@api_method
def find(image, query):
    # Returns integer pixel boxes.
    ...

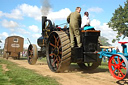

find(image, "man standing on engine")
[67,7,82,48]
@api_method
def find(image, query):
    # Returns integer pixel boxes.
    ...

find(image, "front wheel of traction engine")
[27,44,38,65]
[46,31,71,72]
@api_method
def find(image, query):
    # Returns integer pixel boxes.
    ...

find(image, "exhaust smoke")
[41,0,51,16]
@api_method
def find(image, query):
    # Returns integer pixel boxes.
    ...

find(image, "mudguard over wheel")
[108,54,128,80]
[27,44,38,65]
[46,31,71,72]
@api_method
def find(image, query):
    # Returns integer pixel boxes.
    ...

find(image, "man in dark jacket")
[67,7,82,48]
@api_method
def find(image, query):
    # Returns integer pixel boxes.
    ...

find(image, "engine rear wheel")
[27,44,38,65]
[46,31,71,72]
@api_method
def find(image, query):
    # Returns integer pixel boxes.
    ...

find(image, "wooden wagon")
[3,36,24,59]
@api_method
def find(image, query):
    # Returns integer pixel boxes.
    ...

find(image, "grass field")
[0,58,60,85]
[98,61,109,70]
[0,56,110,85]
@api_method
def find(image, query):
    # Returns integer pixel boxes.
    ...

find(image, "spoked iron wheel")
[108,54,128,80]
[77,58,102,70]
[47,31,71,72]
[27,44,38,65]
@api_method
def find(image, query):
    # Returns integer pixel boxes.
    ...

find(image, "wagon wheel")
[77,58,102,70]
[3,50,6,58]
[17,52,20,60]
[27,44,38,65]
[46,31,71,72]
[5,53,9,59]
[108,54,128,80]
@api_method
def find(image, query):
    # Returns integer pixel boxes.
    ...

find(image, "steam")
[41,0,51,16]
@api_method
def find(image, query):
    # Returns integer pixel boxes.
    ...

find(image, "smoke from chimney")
[41,0,51,16]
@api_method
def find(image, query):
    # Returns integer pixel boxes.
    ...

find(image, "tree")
[108,0,128,42]
[0,40,1,48]
[99,36,111,46]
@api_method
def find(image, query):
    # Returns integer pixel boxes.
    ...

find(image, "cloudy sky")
[0,0,127,50]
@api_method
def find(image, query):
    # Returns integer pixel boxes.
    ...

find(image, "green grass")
[98,61,109,69]
[38,57,47,63]
[0,58,60,85]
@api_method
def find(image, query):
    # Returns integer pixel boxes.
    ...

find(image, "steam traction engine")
[28,16,128,80]
[28,16,101,71]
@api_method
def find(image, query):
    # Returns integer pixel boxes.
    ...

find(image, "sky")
[0,0,127,50]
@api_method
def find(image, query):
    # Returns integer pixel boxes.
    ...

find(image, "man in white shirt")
[81,12,90,28]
